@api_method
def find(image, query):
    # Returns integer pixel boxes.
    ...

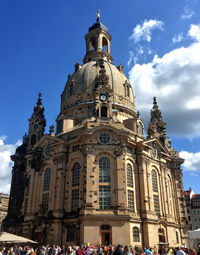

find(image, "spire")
[147,97,167,144]
[32,93,45,118]
[28,93,46,146]
[150,96,162,122]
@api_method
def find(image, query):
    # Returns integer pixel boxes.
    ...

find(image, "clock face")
[100,94,107,102]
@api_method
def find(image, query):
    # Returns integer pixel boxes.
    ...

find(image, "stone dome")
[61,60,135,114]
[56,17,137,133]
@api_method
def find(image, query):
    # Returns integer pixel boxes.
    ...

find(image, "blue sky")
[0,0,200,194]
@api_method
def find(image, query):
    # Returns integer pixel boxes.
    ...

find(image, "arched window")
[90,37,96,51]
[176,231,179,243]
[152,170,158,192]
[133,227,140,242]
[138,122,143,135]
[126,86,130,97]
[152,169,160,215]
[72,162,80,187]
[127,163,133,187]
[102,37,108,52]
[31,134,37,145]
[99,157,110,182]
[101,106,107,117]
[43,168,51,191]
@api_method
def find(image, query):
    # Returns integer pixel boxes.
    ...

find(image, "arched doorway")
[101,225,111,245]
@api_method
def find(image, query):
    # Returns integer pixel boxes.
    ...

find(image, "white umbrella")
[0,232,37,244]
[188,228,200,239]
[188,229,200,250]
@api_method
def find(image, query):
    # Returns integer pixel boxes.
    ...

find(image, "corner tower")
[28,93,46,146]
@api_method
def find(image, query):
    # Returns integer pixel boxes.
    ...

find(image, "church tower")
[28,93,46,146]
[4,12,189,247]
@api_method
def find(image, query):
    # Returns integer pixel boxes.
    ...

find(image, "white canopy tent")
[188,229,200,250]
[0,232,37,244]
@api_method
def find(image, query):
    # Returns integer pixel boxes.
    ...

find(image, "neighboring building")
[184,189,200,230]
[0,193,9,230]
[3,15,189,247]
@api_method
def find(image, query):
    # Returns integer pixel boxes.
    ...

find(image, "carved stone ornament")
[95,60,109,89]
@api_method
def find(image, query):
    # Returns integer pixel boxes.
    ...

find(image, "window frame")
[43,168,51,191]
[72,163,80,187]
[99,157,110,183]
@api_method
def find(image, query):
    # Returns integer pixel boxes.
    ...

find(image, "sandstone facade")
[3,15,189,247]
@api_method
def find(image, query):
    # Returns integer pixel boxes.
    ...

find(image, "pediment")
[32,135,61,150]
[143,138,170,157]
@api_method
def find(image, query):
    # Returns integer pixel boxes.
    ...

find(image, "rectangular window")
[42,193,49,211]
[99,186,111,209]
[153,194,160,215]
[71,189,79,211]
[24,198,28,214]
[72,145,80,152]
[128,190,135,213]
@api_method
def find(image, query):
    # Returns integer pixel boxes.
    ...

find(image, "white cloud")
[188,24,200,42]
[180,151,200,172]
[127,51,134,67]
[129,19,164,43]
[0,136,21,194]
[129,38,200,138]
[181,6,194,20]
[172,33,183,43]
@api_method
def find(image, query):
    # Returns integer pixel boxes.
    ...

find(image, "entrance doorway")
[101,232,110,245]
[101,225,111,245]
[158,228,166,244]
[35,232,42,244]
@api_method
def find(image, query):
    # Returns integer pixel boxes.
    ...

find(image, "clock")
[100,94,107,102]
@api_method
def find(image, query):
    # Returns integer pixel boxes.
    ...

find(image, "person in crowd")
[113,245,123,255]
[144,248,152,255]
[177,246,186,255]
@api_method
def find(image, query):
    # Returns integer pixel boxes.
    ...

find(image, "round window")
[99,133,110,144]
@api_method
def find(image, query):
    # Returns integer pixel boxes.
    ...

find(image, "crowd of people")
[0,244,199,255]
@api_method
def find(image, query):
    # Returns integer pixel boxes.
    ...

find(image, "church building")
[4,14,189,247]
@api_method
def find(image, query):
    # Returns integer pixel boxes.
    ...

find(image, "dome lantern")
[83,11,113,64]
